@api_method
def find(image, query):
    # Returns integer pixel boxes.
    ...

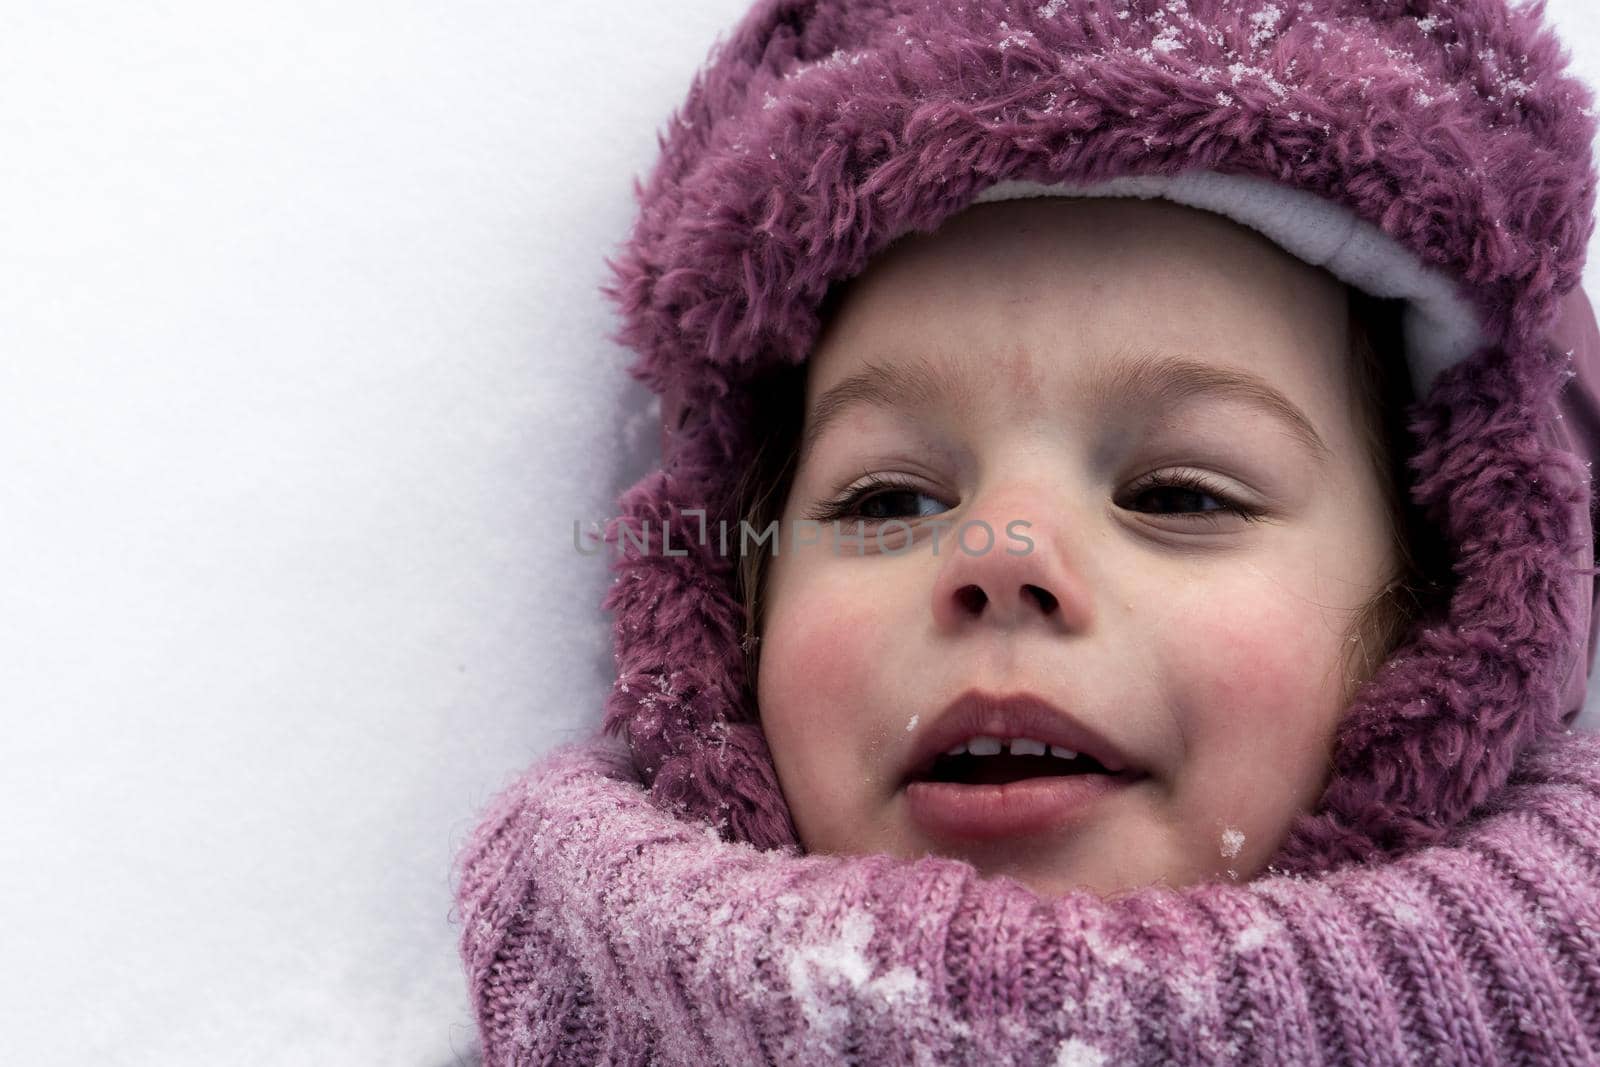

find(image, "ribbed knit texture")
[453,729,1600,1066]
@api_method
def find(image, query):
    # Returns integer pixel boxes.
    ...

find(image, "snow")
[1248,6,1283,51]
[1151,26,1185,55]
[1227,60,1289,99]
[1168,963,1221,1021]
[1055,1037,1110,1066]
[1082,918,1150,975]
[997,22,1037,51]
[1220,828,1246,859]
[1385,898,1425,928]
[784,910,933,1051]
[783,46,871,84]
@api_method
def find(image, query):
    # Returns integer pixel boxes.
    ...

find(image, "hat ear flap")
[1544,283,1600,727]
[1269,336,1596,875]
[648,720,799,850]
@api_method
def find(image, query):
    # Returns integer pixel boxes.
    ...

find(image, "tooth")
[1009,738,1046,757]
[966,736,1002,756]
[944,743,967,756]
[1049,745,1078,759]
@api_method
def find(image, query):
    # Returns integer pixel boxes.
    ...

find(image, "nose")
[929,508,1093,634]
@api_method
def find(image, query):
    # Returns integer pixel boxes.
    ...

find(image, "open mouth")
[901,738,1145,840]
[906,739,1137,788]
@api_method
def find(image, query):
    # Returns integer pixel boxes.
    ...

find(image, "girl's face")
[755,196,1400,900]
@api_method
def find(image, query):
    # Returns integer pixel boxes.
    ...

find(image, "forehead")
[801,197,1352,445]
[799,343,1338,471]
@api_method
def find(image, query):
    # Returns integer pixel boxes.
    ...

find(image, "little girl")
[455,0,1600,1062]
[744,190,1458,902]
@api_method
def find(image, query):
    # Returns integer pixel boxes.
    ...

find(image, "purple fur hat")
[597,0,1600,875]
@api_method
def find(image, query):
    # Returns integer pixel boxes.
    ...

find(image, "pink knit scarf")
[454,729,1600,1065]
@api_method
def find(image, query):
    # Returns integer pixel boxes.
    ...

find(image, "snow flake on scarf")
[784,909,942,1054]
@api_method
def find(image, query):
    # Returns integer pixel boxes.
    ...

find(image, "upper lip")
[901,688,1141,784]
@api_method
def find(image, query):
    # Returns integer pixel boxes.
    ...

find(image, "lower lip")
[904,773,1142,841]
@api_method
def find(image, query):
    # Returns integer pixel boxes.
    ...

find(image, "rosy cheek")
[1179,609,1312,731]
[763,579,876,700]
[1162,597,1338,842]
[756,569,900,847]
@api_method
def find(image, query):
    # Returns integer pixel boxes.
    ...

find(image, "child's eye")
[808,475,948,524]
[1122,470,1264,524]
[807,470,1264,527]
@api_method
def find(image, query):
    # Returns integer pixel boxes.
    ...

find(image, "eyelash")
[806,470,1265,526]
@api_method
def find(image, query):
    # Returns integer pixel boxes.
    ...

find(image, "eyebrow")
[797,348,1334,467]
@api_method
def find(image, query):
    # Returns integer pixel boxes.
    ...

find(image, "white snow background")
[3,2,1599,1064]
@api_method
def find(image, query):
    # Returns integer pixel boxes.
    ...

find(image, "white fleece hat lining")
[975,171,1484,397]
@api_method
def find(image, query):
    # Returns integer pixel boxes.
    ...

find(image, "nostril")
[955,585,986,613]
[1025,584,1058,613]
